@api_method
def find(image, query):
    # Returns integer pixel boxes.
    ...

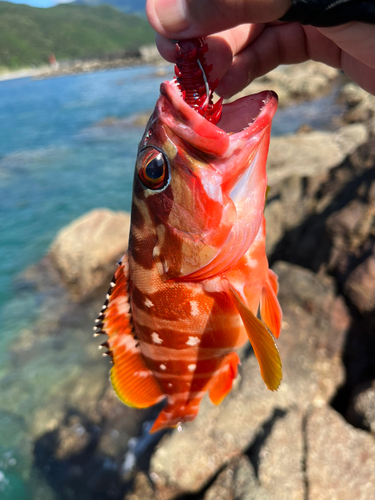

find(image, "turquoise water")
[0,65,342,499]
[0,65,174,499]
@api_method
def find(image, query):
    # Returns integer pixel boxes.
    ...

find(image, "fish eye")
[137,147,169,190]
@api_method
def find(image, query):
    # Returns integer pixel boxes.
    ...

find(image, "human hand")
[146,0,375,96]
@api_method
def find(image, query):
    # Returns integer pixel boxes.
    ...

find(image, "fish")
[95,39,283,433]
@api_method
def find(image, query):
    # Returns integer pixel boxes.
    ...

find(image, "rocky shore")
[0,44,165,82]
[11,64,375,499]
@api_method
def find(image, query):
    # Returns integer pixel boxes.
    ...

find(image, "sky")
[5,0,73,7]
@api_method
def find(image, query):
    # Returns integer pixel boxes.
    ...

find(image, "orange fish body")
[97,67,283,432]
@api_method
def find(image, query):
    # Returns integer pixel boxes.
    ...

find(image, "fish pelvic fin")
[97,253,164,408]
[209,352,240,405]
[227,282,282,391]
[260,270,283,339]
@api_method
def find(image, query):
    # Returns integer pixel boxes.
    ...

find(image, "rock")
[346,380,375,433]
[339,83,375,124]
[307,406,375,500]
[267,124,368,185]
[149,263,348,498]
[125,472,155,500]
[204,456,271,500]
[49,209,130,299]
[264,125,369,254]
[229,61,339,107]
[257,408,305,500]
[344,247,375,313]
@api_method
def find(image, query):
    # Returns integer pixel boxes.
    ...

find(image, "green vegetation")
[0,1,155,69]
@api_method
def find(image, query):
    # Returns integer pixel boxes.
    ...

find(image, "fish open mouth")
[217,91,278,136]
[163,79,278,146]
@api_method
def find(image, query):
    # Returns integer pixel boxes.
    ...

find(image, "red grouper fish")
[94,39,283,433]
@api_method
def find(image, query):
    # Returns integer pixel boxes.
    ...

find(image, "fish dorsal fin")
[95,253,164,408]
[260,271,282,339]
[209,352,241,405]
[227,282,282,391]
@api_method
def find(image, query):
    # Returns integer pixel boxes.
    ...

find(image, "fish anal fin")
[260,278,282,339]
[98,253,164,408]
[209,352,240,405]
[228,283,282,391]
[268,269,279,294]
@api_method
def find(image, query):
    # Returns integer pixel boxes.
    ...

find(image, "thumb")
[146,0,291,38]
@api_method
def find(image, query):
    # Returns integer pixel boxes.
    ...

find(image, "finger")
[155,23,265,82]
[215,22,375,98]
[215,22,342,97]
[319,23,375,70]
[146,0,291,38]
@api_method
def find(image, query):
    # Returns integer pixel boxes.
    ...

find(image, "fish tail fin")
[260,270,283,339]
[150,398,200,433]
[209,352,240,405]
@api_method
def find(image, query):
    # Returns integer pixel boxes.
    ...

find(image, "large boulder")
[49,209,130,299]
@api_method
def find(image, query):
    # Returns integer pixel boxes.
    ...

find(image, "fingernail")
[154,0,189,33]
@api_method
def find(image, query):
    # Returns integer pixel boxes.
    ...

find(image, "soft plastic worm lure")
[173,38,223,124]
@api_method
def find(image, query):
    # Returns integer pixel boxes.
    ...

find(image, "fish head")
[133,81,277,281]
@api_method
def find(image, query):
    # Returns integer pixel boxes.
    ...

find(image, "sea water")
[0,65,342,499]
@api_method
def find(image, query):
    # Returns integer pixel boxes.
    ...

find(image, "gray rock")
[204,456,271,500]
[339,83,375,124]
[228,61,339,107]
[258,408,305,500]
[264,125,369,254]
[307,406,375,500]
[267,124,368,185]
[49,209,130,299]
[149,264,349,497]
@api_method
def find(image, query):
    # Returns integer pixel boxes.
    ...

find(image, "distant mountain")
[73,0,146,16]
[0,1,154,69]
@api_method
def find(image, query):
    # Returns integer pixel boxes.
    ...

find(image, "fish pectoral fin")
[228,282,282,391]
[260,275,282,339]
[209,352,240,405]
[97,253,164,408]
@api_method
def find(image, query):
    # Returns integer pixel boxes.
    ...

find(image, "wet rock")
[346,380,375,433]
[49,209,130,299]
[149,263,348,497]
[307,406,375,500]
[54,414,93,460]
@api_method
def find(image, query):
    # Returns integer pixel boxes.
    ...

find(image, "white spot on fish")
[160,364,167,371]
[144,298,154,308]
[186,336,200,346]
[188,364,196,372]
[168,383,173,388]
[151,332,163,344]
[190,300,199,316]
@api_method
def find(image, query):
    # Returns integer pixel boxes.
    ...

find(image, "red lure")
[173,38,223,123]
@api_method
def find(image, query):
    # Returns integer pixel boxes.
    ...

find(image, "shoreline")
[0,46,166,83]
